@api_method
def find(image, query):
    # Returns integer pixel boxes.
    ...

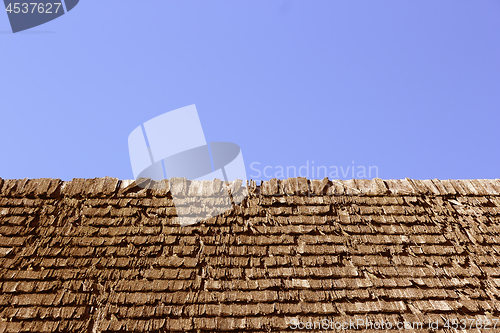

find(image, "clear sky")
[1,1,499,181]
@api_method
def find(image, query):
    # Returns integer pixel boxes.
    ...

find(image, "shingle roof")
[1,177,500,332]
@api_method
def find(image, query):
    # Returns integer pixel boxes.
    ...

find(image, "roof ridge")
[0,177,499,198]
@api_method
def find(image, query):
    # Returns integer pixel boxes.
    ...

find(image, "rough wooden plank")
[477,179,500,195]
[85,177,120,197]
[309,178,330,195]
[1,176,499,332]
[458,179,480,195]
[61,178,86,197]
[448,179,469,195]
[430,179,449,195]
[354,179,378,195]
[384,179,414,195]
[420,179,441,195]
[1,179,28,197]
[260,179,279,196]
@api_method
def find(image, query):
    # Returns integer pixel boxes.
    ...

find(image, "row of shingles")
[62,178,194,333]
[0,176,492,330]
[76,178,494,328]
[0,319,91,333]
[342,192,496,318]
[336,192,489,324]
[178,179,498,326]
[440,194,500,318]
[91,195,210,330]
[416,191,500,316]
[0,179,62,277]
[0,180,103,332]
[0,178,107,282]
[0,177,121,255]
[154,191,424,328]
[187,185,344,331]
[397,192,499,317]
[381,173,500,285]
[102,288,398,329]
[3,178,492,230]
[32,178,238,332]
[245,181,495,255]
[100,316,294,332]
[100,311,432,332]
[107,175,264,315]
[216,186,496,325]
[0,176,189,200]
[22,177,172,292]
[21,180,346,282]
[227,190,462,280]
[0,178,187,332]
[390,194,499,318]
[117,190,411,330]
[94,176,500,330]
[102,223,345,332]
[81,178,207,311]
[99,228,257,332]
[0,179,69,330]
[338,198,473,319]
[86,179,224,332]
[0,178,178,332]
[98,179,324,330]
[6,178,266,330]
[1,177,500,199]
[254,177,500,197]
[79,178,496,330]
[271,176,496,261]
[431,184,500,246]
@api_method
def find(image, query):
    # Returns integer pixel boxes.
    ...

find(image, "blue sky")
[1,1,499,181]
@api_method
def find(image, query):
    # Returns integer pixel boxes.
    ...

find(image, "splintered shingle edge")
[0,177,499,197]
[0,176,499,332]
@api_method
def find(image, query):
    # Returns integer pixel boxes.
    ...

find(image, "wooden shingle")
[0,177,499,331]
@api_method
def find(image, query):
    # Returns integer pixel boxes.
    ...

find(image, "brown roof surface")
[0,177,500,332]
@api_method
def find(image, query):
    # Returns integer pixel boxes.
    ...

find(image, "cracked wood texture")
[0,177,500,332]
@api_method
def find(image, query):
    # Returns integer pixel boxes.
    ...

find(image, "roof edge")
[0,177,499,198]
